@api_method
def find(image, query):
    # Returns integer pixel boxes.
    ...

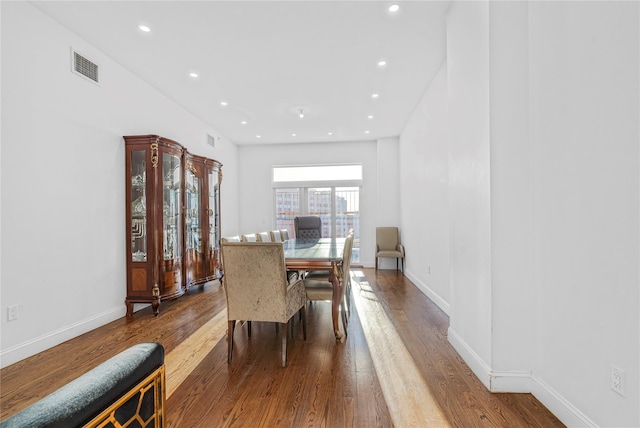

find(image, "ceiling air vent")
[71,48,99,85]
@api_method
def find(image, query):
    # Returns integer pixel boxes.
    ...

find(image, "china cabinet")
[184,153,223,288]
[124,135,222,317]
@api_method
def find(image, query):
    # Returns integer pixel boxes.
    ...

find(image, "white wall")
[488,1,534,387]
[400,1,639,426]
[0,2,239,367]
[528,2,639,426]
[445,0,494,373]
[376,137,402,269]
[236,140,380,265]
[399,63,451,313]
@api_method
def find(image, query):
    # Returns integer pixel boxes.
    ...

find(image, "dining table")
[283,237,346,341]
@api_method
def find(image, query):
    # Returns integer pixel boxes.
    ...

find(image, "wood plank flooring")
[0,268,564,427]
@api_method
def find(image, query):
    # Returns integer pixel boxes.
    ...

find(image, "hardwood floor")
[0,268,564,427]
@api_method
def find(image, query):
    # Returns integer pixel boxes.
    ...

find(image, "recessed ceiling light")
[220,101,228,107]
[298,109,305,119]
[368,115,374,119]
[365,130,370,134]
[377,60,387,67]
[241,121,247,125]
[388,4,400,13]
[292,133,297,137]
[371,93,380,99]
[189,72,199,78]
[256,135,261,138]
[328,132,333,136]
[138,25,151,33]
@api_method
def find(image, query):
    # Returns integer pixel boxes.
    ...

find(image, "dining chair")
[302,234,353,337]
[270,230,282,242]
[375,227,405,272]
[256,232,272,242]
[221,236,241,243]
[294,216,322,239]
[220,242,307,367]
[241,233,258,242]
[279,229,290,241]
[304,230,354,319]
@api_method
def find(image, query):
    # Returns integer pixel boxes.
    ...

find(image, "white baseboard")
[447,327,597,427]
[403,269,450,316]
[0,306,125,369]
[531,374,599,428]
[447,327,492,390]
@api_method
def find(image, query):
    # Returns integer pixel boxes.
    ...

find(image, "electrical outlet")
[7,305,18,321]
[610,365,625,396]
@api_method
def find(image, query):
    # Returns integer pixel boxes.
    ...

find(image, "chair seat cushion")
[377,250,403,258]
[303,279,333,301]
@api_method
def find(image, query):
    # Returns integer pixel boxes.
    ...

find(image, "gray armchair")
[220,242,307,367]
[375,227,405,272]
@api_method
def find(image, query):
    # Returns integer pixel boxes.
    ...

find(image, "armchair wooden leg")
[247,321,252,338]
[227,320,236,364]
[375,256,378,270]
[281,322,288,367]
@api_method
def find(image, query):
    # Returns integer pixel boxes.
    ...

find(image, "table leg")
[329,261,343,341]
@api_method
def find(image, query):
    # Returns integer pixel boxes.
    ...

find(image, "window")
[273,165,361,262]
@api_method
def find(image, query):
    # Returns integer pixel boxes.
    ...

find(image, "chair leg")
[227,320,236,364]
[247,321,252,338]
[281,322,288,367]
[301,305,307,340]
[375,256,378,270]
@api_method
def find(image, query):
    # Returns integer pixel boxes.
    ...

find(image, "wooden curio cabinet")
[184,153,223,288]
[124,135,222,317]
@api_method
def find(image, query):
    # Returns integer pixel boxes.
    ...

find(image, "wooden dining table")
[283,237,346,341]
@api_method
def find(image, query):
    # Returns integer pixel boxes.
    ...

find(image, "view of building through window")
[273,165,361,262]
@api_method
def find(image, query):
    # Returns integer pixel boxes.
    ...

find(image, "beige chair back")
[257,232,272,242]
[270,230,282,242]
[241,233,258,242]
[221,236,241,243]
[220,242,305,323]
[376,227,399,251]
[280,229,290,241]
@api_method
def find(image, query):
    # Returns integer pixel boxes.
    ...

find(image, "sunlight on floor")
[351,270,451,427]
[164,309,228,398]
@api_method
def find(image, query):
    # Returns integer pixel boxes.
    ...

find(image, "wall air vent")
[71,48,100,85]
[207,134,216,148]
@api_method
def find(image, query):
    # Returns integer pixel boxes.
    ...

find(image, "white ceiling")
[32,1,450,145]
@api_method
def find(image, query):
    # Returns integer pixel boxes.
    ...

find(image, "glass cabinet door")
[208,167,220,274]
[162,152,182,260]
[130,150,147,262]
[185,164,201,256]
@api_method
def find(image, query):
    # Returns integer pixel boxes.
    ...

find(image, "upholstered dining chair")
[220,242,307,367]
[302,234,354,337]
[375,227,405,272]
[257,231,272,242]
[270,230,282,242]
[294,216,322,239]
[241,233,258,242]
[221,236,241,243]
[304,230,354,319]
[279,229,290,241]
